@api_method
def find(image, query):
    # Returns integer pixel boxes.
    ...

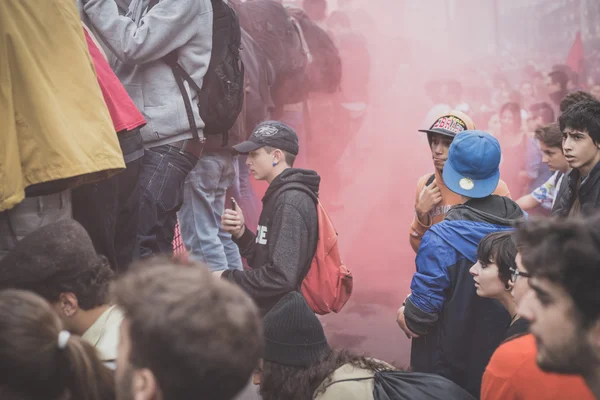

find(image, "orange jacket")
[481,334,594,400]
[409,169,511,253]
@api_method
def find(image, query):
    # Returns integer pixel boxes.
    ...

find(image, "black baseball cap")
[418,110,475,139]
[233,121,299,155]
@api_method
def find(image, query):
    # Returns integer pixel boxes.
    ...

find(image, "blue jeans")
[232,154,261,233]
[138,145,198,258]
[178,149,242,271]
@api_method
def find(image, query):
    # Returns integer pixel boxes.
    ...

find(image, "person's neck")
[559,166,572,175]
[72,304,111,336]
[578,153,600,178]
[583,366,600,400]
[495,292,518,323]
[267,166,290,185]
[459,195,472,205]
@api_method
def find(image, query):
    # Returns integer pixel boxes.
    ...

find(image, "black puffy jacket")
[552,161,600,217]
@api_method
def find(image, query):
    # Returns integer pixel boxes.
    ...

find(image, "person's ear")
[274,149,284,165]
[133,368,160,400]
[507,278,515,291]
[252,359,264,386]
[57,293,79,318]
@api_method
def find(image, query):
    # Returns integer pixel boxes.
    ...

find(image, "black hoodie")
[224,168,320,314]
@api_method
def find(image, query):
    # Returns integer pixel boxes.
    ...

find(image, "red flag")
[566,32,584,75]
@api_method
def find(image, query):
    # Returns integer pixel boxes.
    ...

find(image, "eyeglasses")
[510,267,532,282]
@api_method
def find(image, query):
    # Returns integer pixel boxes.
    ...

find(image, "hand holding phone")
[222,197,245,239]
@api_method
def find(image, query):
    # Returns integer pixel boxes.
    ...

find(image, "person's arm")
[82,0,210,65]
[403,231,457,336]
[409,177,441,253]
[223,202,313,298]
[516,194,541,211]
[232,227,257,262]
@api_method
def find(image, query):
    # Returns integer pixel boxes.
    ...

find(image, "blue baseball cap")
[442,130,501,198]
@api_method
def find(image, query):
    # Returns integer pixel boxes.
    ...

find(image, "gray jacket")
[81,0,213,148]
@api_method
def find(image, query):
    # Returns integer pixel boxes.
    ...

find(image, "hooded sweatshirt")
[224,169,320,314]
[404,195,524,399]
[80,0,213,148]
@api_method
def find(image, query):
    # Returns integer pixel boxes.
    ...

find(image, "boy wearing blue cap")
[397,131,525,398]
[410,111,511,253]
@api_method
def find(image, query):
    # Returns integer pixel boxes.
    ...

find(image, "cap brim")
[418,128,458,138]
[232,140,263,155]
[442,162,500,199]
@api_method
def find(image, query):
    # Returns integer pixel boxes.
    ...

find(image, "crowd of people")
[400,49,600,398]
[1,0,600,399]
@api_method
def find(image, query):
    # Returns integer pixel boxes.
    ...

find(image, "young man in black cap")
[220,121,320,315]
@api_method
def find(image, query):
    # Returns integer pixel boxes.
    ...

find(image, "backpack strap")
[289,16,313,64]
[270,182,319,290]
[146,0,201,141]
[321,376,374,391]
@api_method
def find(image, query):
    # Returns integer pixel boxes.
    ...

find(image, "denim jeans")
[231,154,261,233]
[138,145,198,258]
[178,149,242,271]
[0,190,72,260]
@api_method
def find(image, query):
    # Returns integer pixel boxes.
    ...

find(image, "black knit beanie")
[263,292,331,367]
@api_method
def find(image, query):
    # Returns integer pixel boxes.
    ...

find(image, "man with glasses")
[480,219,595,400]
[514,215,600,399]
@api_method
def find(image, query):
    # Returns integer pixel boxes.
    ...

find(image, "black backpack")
[150,0,245,145]
[287,8,342,94]
[321,370,475,400]
[234,0,308,106]
[373,371,476,400]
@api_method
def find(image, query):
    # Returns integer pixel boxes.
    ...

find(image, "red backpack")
[301,201,353,315]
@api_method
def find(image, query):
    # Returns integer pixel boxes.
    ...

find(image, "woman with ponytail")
[0,289,115,400]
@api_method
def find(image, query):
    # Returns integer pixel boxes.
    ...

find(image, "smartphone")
[230,197,238,211]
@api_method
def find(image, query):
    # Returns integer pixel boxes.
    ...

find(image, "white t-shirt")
[531,171,565,210]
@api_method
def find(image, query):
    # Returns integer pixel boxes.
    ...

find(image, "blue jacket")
[404,195,524,399]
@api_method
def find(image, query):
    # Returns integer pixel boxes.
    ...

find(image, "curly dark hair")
[558,99,600,145]
[476,231,517,285]
[559,90,596,113]
[0,220,114,310]
[259,349,397,400]
[515,215,600,325]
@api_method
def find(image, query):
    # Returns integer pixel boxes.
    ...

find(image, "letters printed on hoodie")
[256,225,268,245]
